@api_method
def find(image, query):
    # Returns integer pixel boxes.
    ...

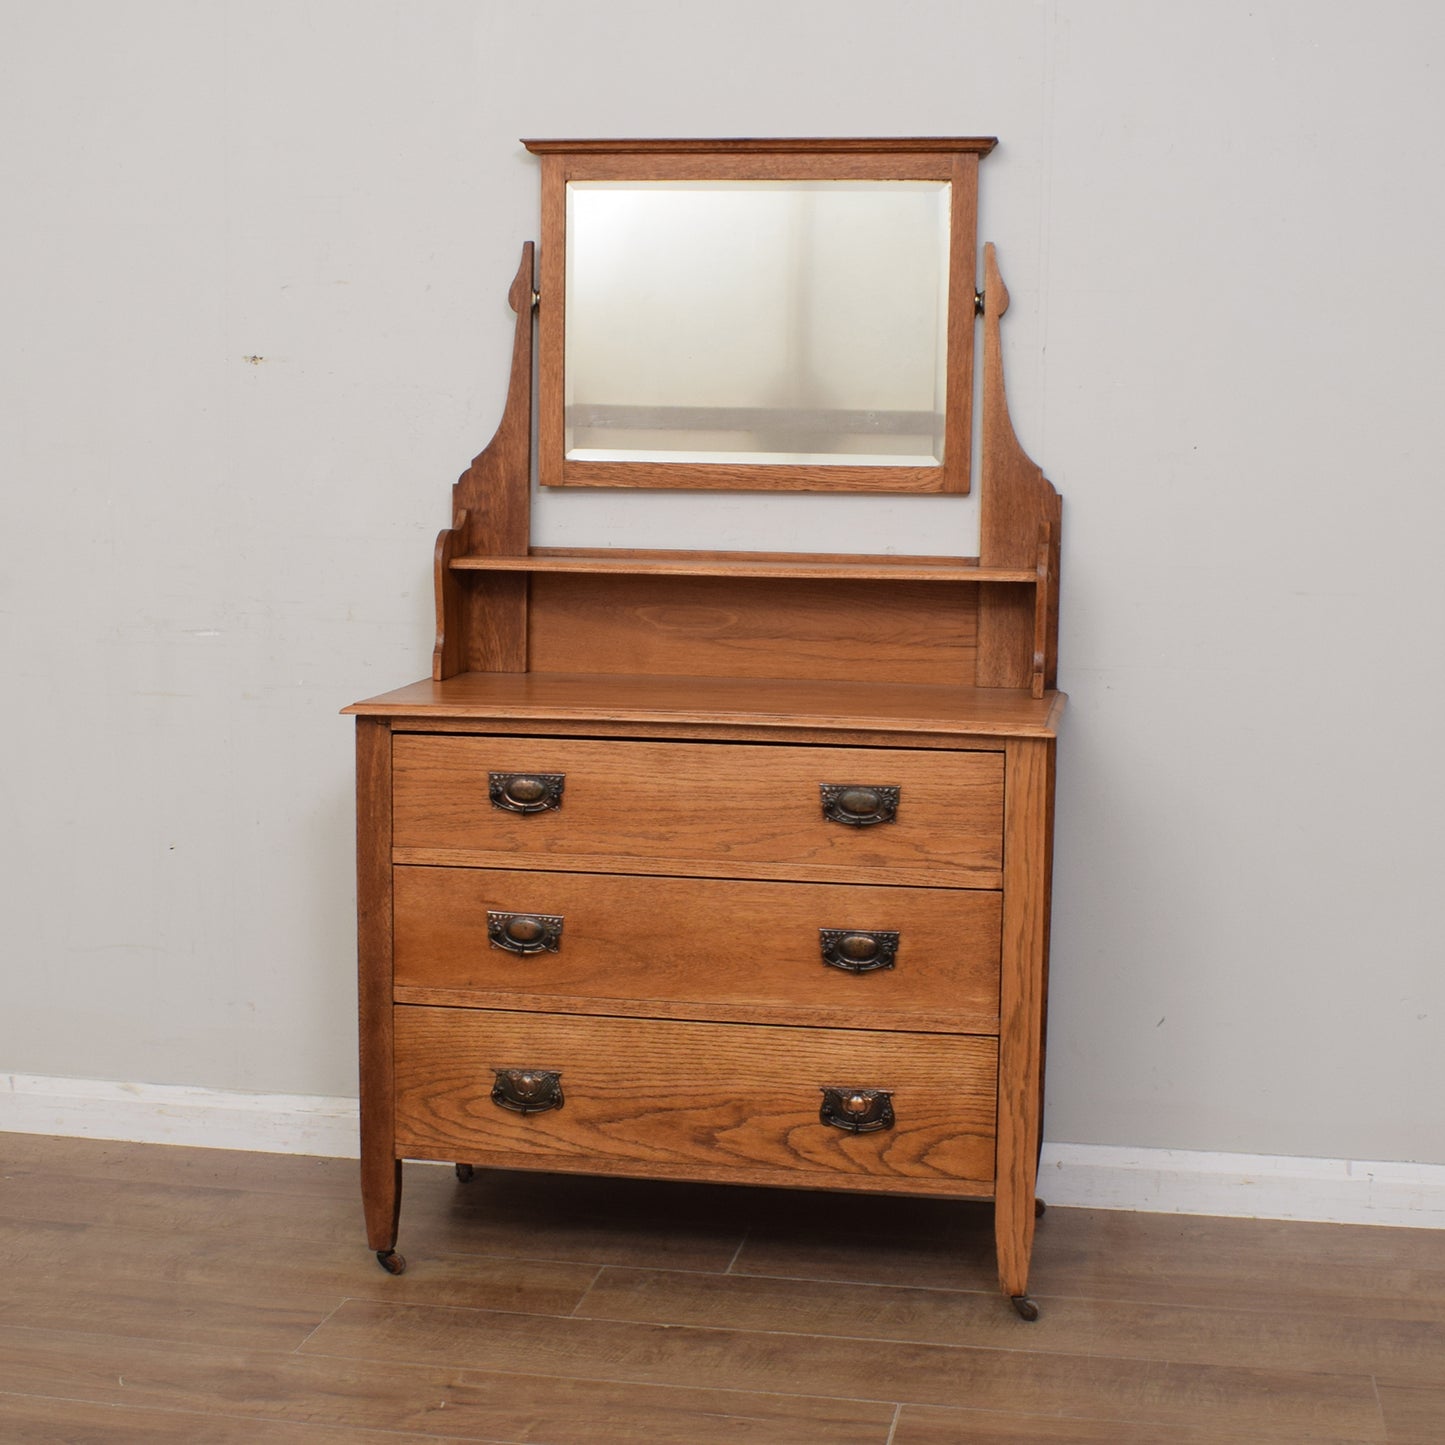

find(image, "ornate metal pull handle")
[820,783,900,827]
[819,929,899,974]
[489,772,565,814]
[819,1086,895,1133]
[487,911,564,955]
[491,1068,564,1114]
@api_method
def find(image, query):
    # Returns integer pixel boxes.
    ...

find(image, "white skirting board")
[1036,1143,1445,1230]
[0,1072,361,1161]
[2,1072,1443,1229]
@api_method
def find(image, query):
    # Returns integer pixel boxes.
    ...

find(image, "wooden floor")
[0,1135,1440,1442]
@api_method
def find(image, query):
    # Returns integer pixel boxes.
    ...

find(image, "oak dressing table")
[346,137,1062,1317]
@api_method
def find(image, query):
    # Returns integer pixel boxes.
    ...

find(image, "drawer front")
[394,866,1001,1034]
[393,1006,997,1194]
[392,735,1004,888]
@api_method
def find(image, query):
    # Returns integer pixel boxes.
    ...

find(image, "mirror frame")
[524,137,996,494]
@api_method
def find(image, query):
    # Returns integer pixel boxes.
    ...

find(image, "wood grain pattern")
[535,150,991,181]
[536,153,566,493]
[430,514,465,681]
[0,1214,590,1338]
[892,1406,1382,1445]
[554,460,957,493]
[976,242,1062,689]
[993,737,1054,1300]
[392,866,1002,1033]
[0,1397,433,1443]
[453,552,1032,581]
[943,151,979,494]
[4,1135,1432,1442]
[392,1006,998,1191]
[1379,1383,1445,1444]
[388,717,1054,753]
[582,1263,1445,1388]
[304,1297,1387,1436]
[0,1220,339,1351]
[0,1326,895,1445]
[432,244,534,678]
[528,544,983,564]
[391,846,1001,892]
[355,717,400,1254]
[346,670,1064,738]
[526,573,979,686]
[390,734,1004,887]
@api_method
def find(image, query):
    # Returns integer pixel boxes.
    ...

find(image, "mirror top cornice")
[523,137,998,156]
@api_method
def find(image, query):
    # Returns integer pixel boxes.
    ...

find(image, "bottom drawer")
[393,1006,997,1195]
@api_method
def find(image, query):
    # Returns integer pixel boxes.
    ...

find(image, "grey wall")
[2,1,1441,1164]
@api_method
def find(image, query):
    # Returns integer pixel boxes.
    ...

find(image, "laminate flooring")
[0,1133,1439,1442]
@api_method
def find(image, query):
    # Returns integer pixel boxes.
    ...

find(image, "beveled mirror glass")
[565,181,950,467]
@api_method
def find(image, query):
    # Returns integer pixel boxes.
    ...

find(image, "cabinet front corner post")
[994,735,1055,1299]
[356,716,401,1253]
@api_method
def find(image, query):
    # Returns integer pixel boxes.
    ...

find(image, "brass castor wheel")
[376,1249,407,1275]
[1011,1294,1040,1321]
[1034,1197,1047,1218]
[455,1163,475,1183]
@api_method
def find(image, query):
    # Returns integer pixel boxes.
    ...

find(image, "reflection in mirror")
[565,181,950,467]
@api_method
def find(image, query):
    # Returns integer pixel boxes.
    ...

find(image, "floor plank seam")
[724,1229,749,1274]
[293,1347,908,1410]
[1368,1371,1389,1441]
[292,1295,355,1354]
[731,1264,1445,1325]
[566,1264,606,1318]
[320,1298,1400,1411]
[726,1265,1001,1299]
[883,1401,902,1444]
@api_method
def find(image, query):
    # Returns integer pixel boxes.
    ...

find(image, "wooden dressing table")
[346,137,1063,1318]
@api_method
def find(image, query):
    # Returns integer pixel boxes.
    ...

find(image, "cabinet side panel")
[356,718,400,1252]
[528,573,978,686]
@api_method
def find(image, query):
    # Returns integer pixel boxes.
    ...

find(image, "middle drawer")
[394,866,1001,1035]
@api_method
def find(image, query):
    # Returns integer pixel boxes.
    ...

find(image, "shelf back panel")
[525,572,979,687]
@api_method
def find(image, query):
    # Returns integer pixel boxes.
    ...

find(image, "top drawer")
[392,735,1003,887]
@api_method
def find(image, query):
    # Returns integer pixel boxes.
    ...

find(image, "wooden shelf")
[448,552,1038,584]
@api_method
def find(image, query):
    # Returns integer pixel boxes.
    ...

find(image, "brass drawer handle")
[491,1068,564,1114]
[819,929,899,974]
[487,911,564,955]
[820,783,900,827]
[489,772,565,814]
[819,1086,895,1133]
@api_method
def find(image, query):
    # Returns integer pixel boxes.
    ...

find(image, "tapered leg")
[363,1158,403,1265]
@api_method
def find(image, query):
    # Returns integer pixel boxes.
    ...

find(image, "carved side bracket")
[976,242,1062,692]
[433,242,536,680]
